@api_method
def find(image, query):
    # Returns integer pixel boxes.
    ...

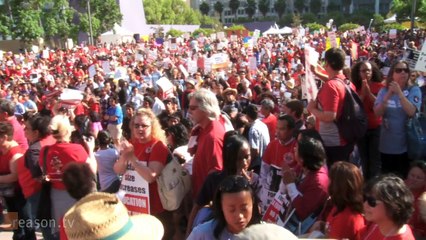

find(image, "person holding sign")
[113,108,172,239]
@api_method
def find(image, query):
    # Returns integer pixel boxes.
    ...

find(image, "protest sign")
[188,59,198,74]
[303,46,319,101]
[230,35,238,42]
[88,65,96,79]
[248,57,257,71]
[405,48,420,69]
[59,88,84,108]
[117,162,150,215]
[101,61,111,74]
[179,64,189,78]
[217,32,225,40]
[328,31,337,48]
[156,77,175,98]
[389,29,397,39]
[211,53,229,69]
[345,56,351,68]
[42,50,49,59]
[415,43,426,72]
[204,57,212,73]
[325,37,340,50]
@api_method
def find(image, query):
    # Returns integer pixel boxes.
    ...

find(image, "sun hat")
[235,223,297,240]
[63,192,164,240]
[222,88,238,97]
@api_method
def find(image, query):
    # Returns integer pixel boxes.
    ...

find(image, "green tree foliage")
[381,23,405,32]
[294,0,305,14]
[372,13,385,31]
[258,0,269,17]
[341,0,351,14]
[166,29,184,37]
[16,9,44,43]
[302,13,318,24]
[310,0,321,15]
[274,0,286,19]
[338,23,360,32]
[292,14,302,27]
[327,2,340,12]
[348,9,373,27]
[192,28,215,37]
[246,0,257,19]
[199,1,210,15]
[305,22,326,31]
[391,0,426,22]
[226,24,246,31]
[229,0,240,17]
[78,0,122,38]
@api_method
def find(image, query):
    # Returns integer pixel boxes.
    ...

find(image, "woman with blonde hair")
[39,114,96,239]
[114,108,172,239]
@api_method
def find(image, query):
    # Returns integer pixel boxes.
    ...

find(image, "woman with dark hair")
[282,132,329,230]
[187,175,262,239]
[374,61,422,177]
[71,114,93,153]
[186,131,259,236]
[361,175,415,239]
[94,130,120,193]
[18,113,56,239]
[405,161,426,238]
[351,61,384,180]
[311,161,365,240]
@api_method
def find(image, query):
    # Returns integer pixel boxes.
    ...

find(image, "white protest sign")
[230,35,238,42]
[204,57,212,73]
[249,57,257,71]
[88,65,96,79]
[117,162,150,215]
[187,59,198,74]
[253,29,260,38]
[31,45,39,53]
[42,50,49,59]
[59,88,84,107]
[156,77,175,98]
[303,46,319,101]
[0,51,3,61]
[389,29,397,39]
[210,33,217,40]
[102,61,111,74]
[415,43,426,72]
[136,53,144,62]
[178,64,189,78]
[345,56,351,68]
[66,38,74,50]
[217,32,225,40]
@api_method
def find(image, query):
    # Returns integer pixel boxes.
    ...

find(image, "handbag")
[36,146,52,221]
[157,152,191,211]
[407,112,426,160]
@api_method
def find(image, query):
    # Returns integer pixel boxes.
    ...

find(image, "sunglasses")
[364,195,381,207]
[394,68,409,74]
[219,176,250,193]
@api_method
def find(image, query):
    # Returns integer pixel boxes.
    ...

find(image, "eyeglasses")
[133,123,151,129]
[218,175,250,193]
[394,68,409,74]
[364,194,381,207]
[188,105,199,111]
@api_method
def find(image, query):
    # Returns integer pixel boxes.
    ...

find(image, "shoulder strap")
[42,146,49,178]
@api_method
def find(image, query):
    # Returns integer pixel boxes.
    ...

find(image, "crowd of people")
[0,27,425,240]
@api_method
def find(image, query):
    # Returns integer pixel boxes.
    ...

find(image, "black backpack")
[334,79,368,144]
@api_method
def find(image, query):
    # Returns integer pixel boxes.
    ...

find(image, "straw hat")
[235,223,297,240]
[63,192,164,240]
[285,79,295,89]
[222,88,238,97]
[185,78,196,87]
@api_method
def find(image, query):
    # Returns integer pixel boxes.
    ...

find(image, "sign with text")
[415,44,426,72]
[303,46,319,101]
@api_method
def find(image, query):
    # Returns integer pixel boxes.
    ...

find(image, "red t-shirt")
[262,114,277,140]
[0,145,25,174]
[18,136,56,198]
[191,120,225,199]
[39,143,88,190]
[361,82,384,129]
[131,139,168,215]
[360,223,415,240]
[326,206,365,240]
[262,139,297,169]
[9,117,28,151]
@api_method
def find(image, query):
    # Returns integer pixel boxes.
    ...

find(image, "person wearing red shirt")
[113,108,173,239]
[405,161,426,238]
[39,115,96,239]
[187,89,225,199]
[351,61,385,180]
[361,175,415,240]
[18,113,56,240]
[0,98,28,150]
[0,122,31,239]
[260,98,277,140]
[307,47,354,167]
[260,115,298,211]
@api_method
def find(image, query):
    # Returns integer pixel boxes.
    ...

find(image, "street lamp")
[87,0,94,45]
[410,0,417,33]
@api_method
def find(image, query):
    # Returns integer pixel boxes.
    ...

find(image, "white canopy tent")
[100,23,134,44]
[384,14,397,24]
[279,26,293,34]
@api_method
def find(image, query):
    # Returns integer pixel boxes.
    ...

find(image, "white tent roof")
[101,23,134,36]
[279,26,293,34]
[263,26,281,35]
[384,14,397,24]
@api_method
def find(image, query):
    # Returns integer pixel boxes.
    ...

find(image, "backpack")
[334,79,368,144]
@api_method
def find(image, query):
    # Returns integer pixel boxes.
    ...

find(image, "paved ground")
[0,230,43,239]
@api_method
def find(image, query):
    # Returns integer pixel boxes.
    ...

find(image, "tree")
[15,9,44,43]
[302,13,318,24]
[41,0,78,41]
[229,0,240,18]
[274,0,286,19]
[246,0,257,19]
[292,13,302,27]
[214,1,224,21]
[294,0,305,14]
[310,0,322,15]
[391,0,426,22]
[199,2,210,15]
[258,0,269,17]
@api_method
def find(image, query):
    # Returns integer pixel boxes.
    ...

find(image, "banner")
[303,46,319,101]
[118,162,150,215]
[211,53,229,69]
[327,31,337,48]
[415,43,426,72]
[389,29,397,39]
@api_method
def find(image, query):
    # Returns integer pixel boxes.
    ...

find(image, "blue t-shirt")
[374,86,422,154]
[187,219,236,240]
[106,104,123,125]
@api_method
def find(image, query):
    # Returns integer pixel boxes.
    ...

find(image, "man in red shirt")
[0,99,28,150]
[187,88,226,199]
[307,47,354,166]
[260,98,277,140]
